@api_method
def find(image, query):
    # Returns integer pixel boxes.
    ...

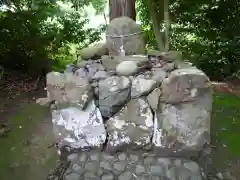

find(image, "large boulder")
[98,76,131,118]
[106,16,145,56]
[106,98,154,153]
[46,72,93,109]
[153,68,212,157]
[51,100,106,150]
[160,68,212,103]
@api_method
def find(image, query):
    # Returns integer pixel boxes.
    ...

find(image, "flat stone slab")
[64,151,203,180]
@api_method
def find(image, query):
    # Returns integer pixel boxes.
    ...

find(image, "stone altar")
[44,17,213,180]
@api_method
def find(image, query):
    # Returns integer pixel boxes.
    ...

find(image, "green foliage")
[0,0,105,74]
[137,0,240,80]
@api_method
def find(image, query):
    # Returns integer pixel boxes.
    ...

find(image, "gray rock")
[79,153,87,162]
[67,153,78,161]
[100,161,112,170]
[47,72,93,109]
[151,68,167,84]
[85,162,98,172]
[167,166,195,180]
[173,159,182,166]
[183,161,200,174]
[84,172,98,179]
[105,98,154,153]
[147,88,161,111]
[129,154,139,162]
[90,153,100,161]
[98,76,131,118]
[118,171,133,180]
[135,165,145,175]
[131,77,157,98]
[92,71,109,80]
[106,17,145,56]
[144,157,155,165]
[72,163,82,172]
[161,68,212,103]
[101,172,114,180]
[118,153,127,161]
[153,94,211,157]
[102,153,115,160]
[51,100,106,150]
[74,60,105,81]
[114,161,126,171]
[150,165,166,176]
[162,62,177,72]
[157,158,171,166]
[65,172,80,180]
[101,55,120,71]
[116,60,138,76]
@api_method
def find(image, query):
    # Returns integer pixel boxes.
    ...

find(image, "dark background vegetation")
[0,0,240,81]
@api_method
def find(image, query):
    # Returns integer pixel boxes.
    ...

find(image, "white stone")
[116,61,138,76]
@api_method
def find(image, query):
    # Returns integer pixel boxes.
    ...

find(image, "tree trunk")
[164,0,170,51]
[145,0,165,51]
[109,0,136,21]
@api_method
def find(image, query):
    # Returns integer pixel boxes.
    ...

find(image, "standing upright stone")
[153,68,212,158]
[106,17,145,56]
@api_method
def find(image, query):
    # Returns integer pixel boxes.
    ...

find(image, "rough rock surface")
[45,47,212,179]
[51,100,106,150]
[98,76,131,118]
[78,43,108,60]
[106,17,145,56]
[131,77,157,98]
[161,68,212,103]
[75,60,105,81]
[62,151,203,180]
[105,99,153,153]
[46,72,93,109]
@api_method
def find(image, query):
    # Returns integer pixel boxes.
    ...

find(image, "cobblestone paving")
[64,151,203,180]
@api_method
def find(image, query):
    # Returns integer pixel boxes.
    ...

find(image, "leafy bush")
[0,1,104,74]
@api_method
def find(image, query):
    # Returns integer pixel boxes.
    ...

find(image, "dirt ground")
[0,90,58,180]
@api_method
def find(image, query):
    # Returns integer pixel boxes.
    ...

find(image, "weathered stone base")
[62,150,203,180]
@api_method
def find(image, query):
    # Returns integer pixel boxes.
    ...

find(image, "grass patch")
[0,104,57,180]
[212,93,240,157]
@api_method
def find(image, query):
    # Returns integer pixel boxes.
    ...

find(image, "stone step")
[64,151,203,180]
